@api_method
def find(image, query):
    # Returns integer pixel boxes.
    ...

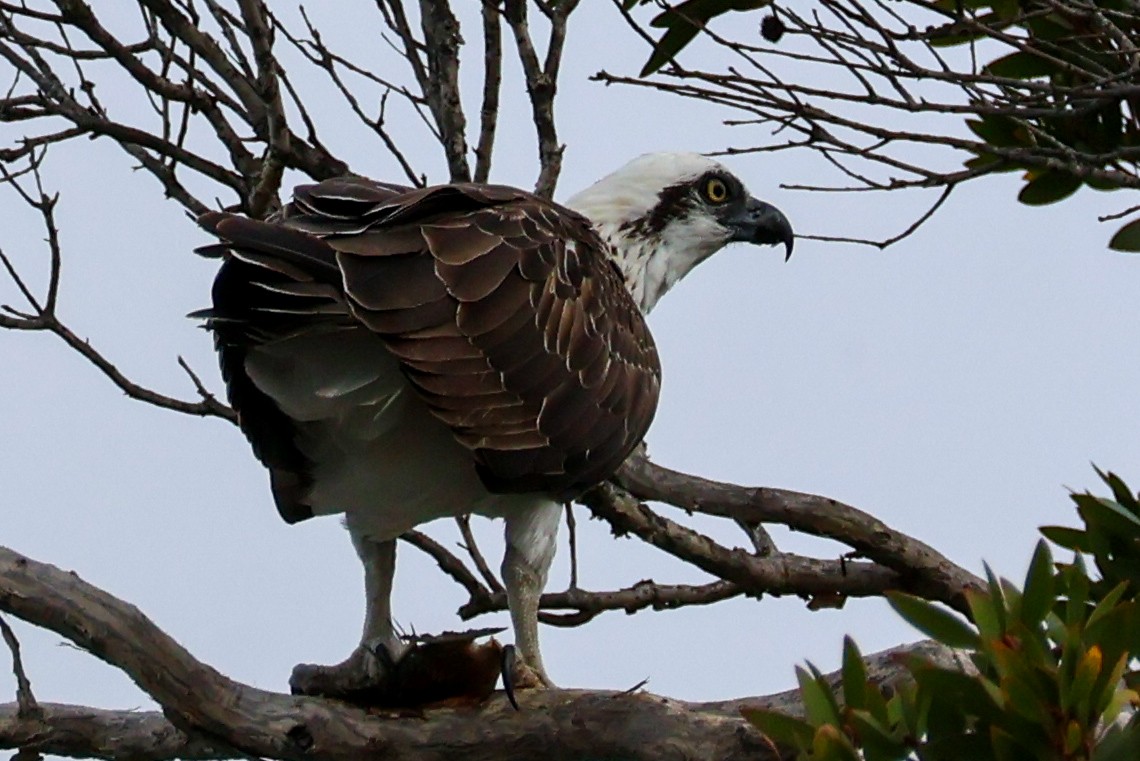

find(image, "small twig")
[0,614,39,720]
[176,356,226,409]
[734,519,777,557]
[400,529,493,604]
[455,516,503,594]
[565,502,579,590]
[459,578,743,625]
[797,184,956,250]
[1098,203,1140,223]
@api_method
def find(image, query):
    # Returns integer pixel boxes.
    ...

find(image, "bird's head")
[565,152,793,313]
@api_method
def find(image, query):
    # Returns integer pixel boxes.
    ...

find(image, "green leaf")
[1065,559,1091,628]
[640,0,773,76]
[1094,713,1140,761]
[968,588,1004,642]
[963,152,1019,173]
[984,563,1009,622]
[1020,540,1056,627]
[1044,610,1068,645]
[989,0,1020,19]
[1094,468,1140,514]
[1040,525,1091,552]
[1086,173,1125,191]
[740,707,815,749]
[812,724,861,761]
[1108,217,1140,253]
[916,666,1002,723]
[848,711,909,761]
[985,51,1057,79]
[1093,650,1132,718]
[887,592,980,648]
[1065,645,1102,714]
[1077,495,1140,536]
[841,635,868,710]
[1018,170,1082,206]
[1087,581,1131,631]
[966,115,1027,147]
[797,665,842,726]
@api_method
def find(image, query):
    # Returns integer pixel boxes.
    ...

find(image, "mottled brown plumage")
[199,177,660,517]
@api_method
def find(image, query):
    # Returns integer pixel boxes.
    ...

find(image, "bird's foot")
[291,629,515,709]
[502,645,553,693]
[289,643,393,700]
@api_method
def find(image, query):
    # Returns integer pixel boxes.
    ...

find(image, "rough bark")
[0,545,968,761]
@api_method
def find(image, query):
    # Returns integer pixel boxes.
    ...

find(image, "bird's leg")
[501,501,561,688]
[355,534,404,659]
[289,534,403,697]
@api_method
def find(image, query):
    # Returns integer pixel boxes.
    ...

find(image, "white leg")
[289,529,401,695]
[501,501,561,686]
[351,532,404,658]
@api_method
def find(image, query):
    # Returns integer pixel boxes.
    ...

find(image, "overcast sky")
[3,2,1139,727]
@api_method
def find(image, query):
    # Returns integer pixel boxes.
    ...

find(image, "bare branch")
[501,0,578,196]
[459,578,745,626]
[611,0,1140,245]
[237,0,288,217]
[417,0,471,182]
[0,544,784,761]
[616,453,983,613]
[400,529,494,606]
[565,503,579,589]
[0,615,38,720]
[0,173,235,422]
[456,515,504,594]
[580,482,910,605]
[473,1,501,183]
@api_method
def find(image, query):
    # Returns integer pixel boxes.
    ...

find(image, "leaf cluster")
[621,0,773,76]
[625,0,1140,251]
[943,1,1140,250]
[744,470,1140,760]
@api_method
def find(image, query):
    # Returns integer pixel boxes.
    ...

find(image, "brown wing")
[199,176,660,499]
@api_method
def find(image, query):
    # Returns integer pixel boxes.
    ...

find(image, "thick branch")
[581,482,911,603]
[616,454,983,612]
[0,545,780,761]
[0,543,971,761]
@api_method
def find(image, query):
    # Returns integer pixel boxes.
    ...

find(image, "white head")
[565,152,793,313]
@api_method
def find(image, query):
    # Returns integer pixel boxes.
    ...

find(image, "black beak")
[729,198,794,261]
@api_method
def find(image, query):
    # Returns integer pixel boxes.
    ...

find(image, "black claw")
[500,644,520,711]
[367,640,397,672]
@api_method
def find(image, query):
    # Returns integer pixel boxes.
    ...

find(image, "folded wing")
[198,177,661,507]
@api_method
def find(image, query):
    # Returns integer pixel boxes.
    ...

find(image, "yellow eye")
[703,177,729,204]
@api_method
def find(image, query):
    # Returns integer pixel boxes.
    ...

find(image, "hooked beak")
[728,198,794,261]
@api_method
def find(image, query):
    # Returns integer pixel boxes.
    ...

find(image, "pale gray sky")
[3,3,1138,722]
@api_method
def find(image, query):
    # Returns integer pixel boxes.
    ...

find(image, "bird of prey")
[196,152,793,696]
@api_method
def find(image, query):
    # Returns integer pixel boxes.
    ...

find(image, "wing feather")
[199,177,661,499]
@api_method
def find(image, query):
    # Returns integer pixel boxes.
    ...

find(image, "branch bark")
[0,544,969,761]
[0,545,783,761]
[617,453,984,613]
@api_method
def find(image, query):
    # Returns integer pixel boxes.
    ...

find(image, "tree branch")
[0,543,970,761]
[0,544,785,761]
[616,453,984,613]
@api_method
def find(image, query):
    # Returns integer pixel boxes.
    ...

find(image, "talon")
[501,644,520,711]
[366,639,397,672]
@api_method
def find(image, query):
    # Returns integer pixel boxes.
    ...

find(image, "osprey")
[196,152,793,696]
